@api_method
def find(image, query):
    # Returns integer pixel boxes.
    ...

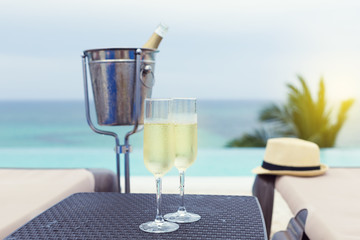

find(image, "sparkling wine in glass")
[139,98,179,233]
[164,98,201,223]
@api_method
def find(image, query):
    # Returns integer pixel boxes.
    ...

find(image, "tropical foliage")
[226,76,355,148]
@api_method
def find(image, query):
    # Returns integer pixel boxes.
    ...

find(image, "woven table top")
[6,193,267,240]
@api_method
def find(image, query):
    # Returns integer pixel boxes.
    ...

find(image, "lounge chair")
[0,168,117,239]
[253,168,360,240]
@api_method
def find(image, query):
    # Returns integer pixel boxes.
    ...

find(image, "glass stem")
[178,171,186,212]
[155,177,164,223]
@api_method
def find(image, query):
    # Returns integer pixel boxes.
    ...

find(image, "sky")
[0,0,359,101]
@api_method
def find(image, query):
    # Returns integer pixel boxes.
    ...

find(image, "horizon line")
[0,98,283,102]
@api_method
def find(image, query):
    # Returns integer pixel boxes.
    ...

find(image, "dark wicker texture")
[6,193,267,240]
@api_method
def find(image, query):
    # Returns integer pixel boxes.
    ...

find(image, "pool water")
[0,148,359,177]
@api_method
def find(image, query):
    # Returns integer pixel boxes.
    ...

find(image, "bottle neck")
[142,33,163,49]
[142,23,168,49]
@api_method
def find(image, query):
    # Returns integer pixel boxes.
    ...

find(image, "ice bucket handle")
[140,65,155,88]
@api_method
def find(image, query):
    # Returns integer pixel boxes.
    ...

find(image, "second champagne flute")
[164,98,201,223]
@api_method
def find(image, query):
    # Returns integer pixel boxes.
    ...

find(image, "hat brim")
[252,164,328,177]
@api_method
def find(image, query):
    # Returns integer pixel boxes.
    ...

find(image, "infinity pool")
[0,148,359,177]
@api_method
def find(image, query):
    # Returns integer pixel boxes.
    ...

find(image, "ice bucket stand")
[81,48,152,193]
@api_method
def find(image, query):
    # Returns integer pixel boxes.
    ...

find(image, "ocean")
[0,100,268,149]
[0,100,359,176]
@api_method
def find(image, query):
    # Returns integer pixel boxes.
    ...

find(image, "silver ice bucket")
[83,48,158,126]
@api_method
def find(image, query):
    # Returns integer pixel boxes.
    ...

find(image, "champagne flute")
[164,98,201,223]
[139,98,179,233]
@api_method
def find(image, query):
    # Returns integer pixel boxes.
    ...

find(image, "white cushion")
[0,169,95,239]
[276,168,360,240]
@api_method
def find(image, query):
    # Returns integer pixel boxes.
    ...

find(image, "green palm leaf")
[227,76,355,148]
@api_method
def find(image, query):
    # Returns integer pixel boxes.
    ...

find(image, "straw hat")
[252,138,328,177]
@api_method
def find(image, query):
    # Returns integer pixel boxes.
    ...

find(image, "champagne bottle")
[142,23,169,49]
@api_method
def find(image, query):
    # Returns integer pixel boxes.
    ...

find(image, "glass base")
[139,220,179,233]
[164,210,201,223]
